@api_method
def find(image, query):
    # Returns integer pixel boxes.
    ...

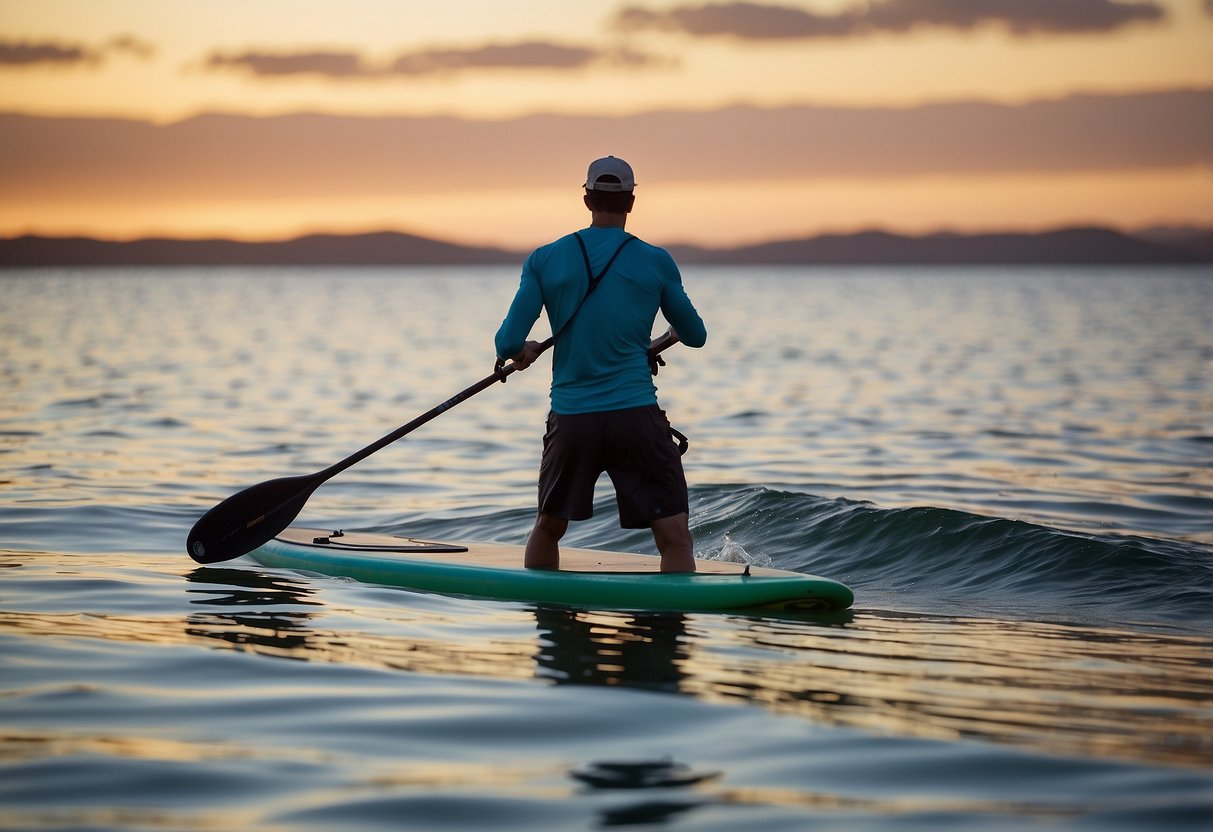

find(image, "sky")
[2,0,1211,248]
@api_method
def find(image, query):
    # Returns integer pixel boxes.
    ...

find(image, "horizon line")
[4,221,1212,251]
[3,224,1209,268]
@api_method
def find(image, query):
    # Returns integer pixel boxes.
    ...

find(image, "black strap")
[550,233,635,343]
[574,233,634,300]
[496,232,635,381]
[670,425,689,456]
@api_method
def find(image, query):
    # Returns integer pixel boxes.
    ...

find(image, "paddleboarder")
[495,156,707,572]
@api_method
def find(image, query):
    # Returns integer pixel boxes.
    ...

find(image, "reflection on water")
[533,607,689,693]
[694,612,1213,769]
[186,566,323,608]
[571,759,720,790]
[2,561,1207,773]
[31,568,1176,772]
[183,567,321,650]
[570,759,722,827]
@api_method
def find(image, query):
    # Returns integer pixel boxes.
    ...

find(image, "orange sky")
[2,0,1211,248]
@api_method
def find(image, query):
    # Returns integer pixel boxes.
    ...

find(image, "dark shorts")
[537,405,689,529]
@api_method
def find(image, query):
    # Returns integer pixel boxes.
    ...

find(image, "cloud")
[205,51,371,78]
[0,39,101,67]
[203,40,668,80]
[0,35,155,68]
[388,41,663,74]
[614,0,1167,40]
[616,3,854,38]
[865,0,1167,34]
[3,88,1207,245]
[3,89,1206,208]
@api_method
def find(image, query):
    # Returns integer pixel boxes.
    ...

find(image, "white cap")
[584,156,635,192]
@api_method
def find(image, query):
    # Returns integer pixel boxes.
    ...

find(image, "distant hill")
[1,226,1210,267]
[666,227,1212,265]
[1131,226,1213,262]
[0,231,520,267]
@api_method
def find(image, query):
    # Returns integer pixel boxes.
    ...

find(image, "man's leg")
[525,513,568,570]
[652,513,695,573]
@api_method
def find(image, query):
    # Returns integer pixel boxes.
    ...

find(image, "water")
[2,266,1211,830]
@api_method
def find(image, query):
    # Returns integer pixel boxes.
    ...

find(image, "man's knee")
[534,513,568,540]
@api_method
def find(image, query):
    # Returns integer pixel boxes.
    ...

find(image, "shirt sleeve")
[494,252,545,360]
[657,251,707,348]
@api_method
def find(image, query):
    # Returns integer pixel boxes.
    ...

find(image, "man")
[495,155,707,572]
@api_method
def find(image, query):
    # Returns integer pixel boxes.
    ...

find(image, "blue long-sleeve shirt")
[495,226,707,415]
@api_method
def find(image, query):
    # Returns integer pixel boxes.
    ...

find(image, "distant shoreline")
[2,226,1210,267]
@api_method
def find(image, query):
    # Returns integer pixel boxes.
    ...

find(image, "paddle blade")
[186,474,319,563]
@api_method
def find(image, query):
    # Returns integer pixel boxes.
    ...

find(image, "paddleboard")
[247,527,854,613]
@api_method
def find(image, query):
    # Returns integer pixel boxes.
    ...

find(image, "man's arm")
[653,248,706,348]
[494,259,544,361]
[660,278,706,349]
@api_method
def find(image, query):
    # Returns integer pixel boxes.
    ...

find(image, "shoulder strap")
[552,233,635,342]
[574,232,635,298]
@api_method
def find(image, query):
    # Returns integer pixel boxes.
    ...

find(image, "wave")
[687,485,1213,628]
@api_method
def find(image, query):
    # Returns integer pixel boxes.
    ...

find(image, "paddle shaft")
[318,337,551,483]
[320,330,678,481]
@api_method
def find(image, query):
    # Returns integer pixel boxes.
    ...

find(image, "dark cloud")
[616,3,856,38]
[0,35,155,68]
[614,0,1167,40]
[0,39,101,67]
[203,41,667,80]
[3,89,1206,207]
[866,0,1167,35]
[395,41,665,73]
[392,42,598,74]
[205,51,372,78]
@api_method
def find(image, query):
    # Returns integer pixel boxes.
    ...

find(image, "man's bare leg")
[652,513,696,573]
[524,513,568,570]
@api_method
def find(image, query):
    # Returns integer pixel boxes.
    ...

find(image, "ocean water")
[2,265,1211,830]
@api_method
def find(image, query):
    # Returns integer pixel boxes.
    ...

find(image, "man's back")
[496,225,706,415]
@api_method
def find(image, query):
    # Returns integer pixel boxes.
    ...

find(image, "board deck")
[247,527,854,613]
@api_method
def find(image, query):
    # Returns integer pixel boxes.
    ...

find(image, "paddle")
[186,330,681,563]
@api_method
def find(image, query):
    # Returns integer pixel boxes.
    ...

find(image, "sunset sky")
[2,0,1211,248]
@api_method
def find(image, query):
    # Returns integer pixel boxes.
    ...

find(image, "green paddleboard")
[247,527,854,613]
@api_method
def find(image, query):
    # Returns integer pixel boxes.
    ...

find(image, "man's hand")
[509,340,544,371]
[649,327,679,353]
